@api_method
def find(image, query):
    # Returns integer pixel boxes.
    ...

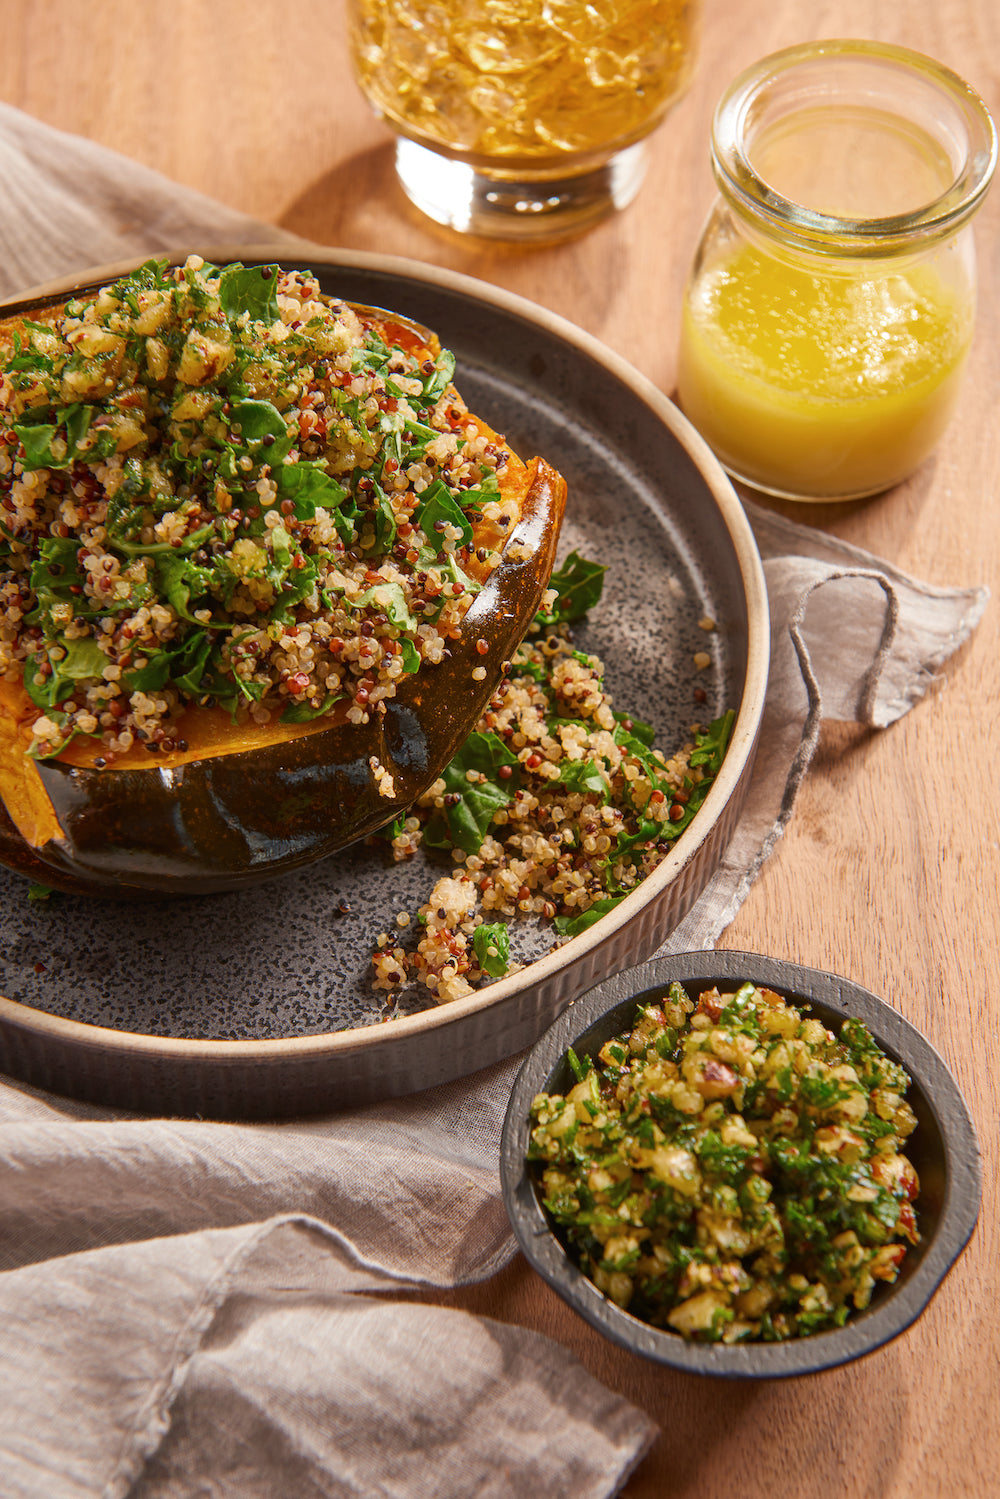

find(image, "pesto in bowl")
[527,979,919,1344]
[501,952,981,1378]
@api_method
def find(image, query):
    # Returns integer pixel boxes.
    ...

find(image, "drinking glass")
[348,0,701,241]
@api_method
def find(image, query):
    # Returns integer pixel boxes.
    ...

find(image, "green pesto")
[527,981,920,1343]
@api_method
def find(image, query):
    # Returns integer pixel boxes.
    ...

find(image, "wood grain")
[3,1,998,1493]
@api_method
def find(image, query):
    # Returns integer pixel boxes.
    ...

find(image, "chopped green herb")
[472,921,510,978]
[536,549,607,624]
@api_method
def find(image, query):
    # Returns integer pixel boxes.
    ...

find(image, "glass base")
[394,137,649,242]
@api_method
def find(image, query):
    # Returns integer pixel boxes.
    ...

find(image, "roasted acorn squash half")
[0,258,566,896]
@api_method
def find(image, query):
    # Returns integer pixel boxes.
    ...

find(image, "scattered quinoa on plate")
[371,553,734,1006]
[527,980,920,1343]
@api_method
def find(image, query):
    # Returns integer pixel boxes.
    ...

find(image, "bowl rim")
[500,950,981,1379]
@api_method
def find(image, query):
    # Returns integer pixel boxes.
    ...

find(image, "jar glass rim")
[712,38,998,256]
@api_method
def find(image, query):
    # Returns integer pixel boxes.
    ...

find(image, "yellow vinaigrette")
[678,243,974,501]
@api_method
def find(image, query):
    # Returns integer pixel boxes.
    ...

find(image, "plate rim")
[0,245,770,1066]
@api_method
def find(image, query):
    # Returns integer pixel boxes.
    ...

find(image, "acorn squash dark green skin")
[0,458,566,898]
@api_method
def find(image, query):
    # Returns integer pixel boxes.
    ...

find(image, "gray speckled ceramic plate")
[0,248,769,1118]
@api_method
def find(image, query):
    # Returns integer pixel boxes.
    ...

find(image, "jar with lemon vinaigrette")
[676,40,997,502]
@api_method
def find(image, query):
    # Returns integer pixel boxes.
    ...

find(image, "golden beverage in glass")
[348,0,701,240]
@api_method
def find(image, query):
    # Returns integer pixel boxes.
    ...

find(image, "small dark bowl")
[500,951,981,1379]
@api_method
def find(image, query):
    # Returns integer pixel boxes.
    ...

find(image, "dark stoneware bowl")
[501,951,980,1379]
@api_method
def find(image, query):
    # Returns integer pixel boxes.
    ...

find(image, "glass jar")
[676,39,997,502]
[348,0,701,242]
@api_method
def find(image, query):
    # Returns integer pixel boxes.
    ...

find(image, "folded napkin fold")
[665,500,987,951]
[0,105,988,1499]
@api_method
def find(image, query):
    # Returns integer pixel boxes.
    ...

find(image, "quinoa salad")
[527,981,921,1343]
[0,256,518,763]
[370,554,733,1007]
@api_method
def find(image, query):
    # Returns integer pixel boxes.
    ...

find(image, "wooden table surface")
[4,2,998,1494]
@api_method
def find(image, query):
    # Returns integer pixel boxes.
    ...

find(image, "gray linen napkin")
[0,104,988,1499]
[665,500,988,951]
